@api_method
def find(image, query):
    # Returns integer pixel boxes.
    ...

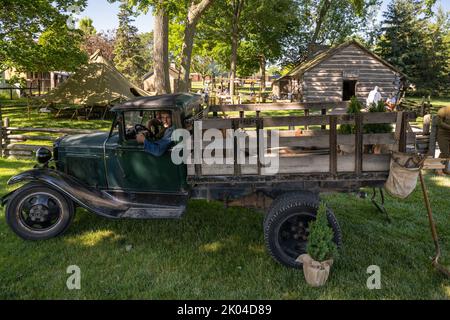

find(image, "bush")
[364,101,393,134]
[339,96,362,134]
[307,202,338,262]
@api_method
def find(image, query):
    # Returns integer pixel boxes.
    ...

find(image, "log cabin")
[272,40,406,104]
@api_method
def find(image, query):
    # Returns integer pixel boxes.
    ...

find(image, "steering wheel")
[134,124,148,134]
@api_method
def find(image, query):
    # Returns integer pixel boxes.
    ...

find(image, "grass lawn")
[0,159,449,299]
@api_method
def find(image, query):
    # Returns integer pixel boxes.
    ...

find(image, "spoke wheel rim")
[275,212,315,262]
[17,192,63,232]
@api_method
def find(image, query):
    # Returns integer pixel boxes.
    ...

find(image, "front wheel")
[5,183,75,241]
[264,192,342,268]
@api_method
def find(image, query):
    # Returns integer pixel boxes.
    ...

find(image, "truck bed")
[187,102,417,192]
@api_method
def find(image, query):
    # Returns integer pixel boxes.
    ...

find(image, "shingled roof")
[275,40,406,83]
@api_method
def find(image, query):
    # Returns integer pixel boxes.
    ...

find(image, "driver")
[136,110,174,157]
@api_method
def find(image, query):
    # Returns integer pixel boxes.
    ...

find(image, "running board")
[119,204,186,219]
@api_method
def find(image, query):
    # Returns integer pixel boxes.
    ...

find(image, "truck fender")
[5,169,128,218]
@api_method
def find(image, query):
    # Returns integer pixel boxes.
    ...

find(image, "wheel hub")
[29,205,50,222]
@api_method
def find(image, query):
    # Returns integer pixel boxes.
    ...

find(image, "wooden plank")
[189,154,391,176]
[7,134,56,141]
[329,116,337,175]
[5,144,47,152]
[5,127,99,134]
[208,101,349,113]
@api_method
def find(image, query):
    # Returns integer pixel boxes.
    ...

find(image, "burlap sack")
[297,254,333,287]
[384,152,422,199]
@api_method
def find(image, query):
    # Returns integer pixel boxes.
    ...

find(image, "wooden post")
[398,112,408,153]
[256,111,262,175]
[233,119,241,176]
[428,116,438,157]
[355,114,363,174]
[321,108,327,130]
[304,109,310,131]
[329,116,337,176]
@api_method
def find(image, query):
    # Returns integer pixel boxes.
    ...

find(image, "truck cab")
[2,94,204,240]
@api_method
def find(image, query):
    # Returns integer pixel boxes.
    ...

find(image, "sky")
[80,0,450,34]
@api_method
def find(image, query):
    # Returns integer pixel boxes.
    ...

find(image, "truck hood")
[59,132,109,149]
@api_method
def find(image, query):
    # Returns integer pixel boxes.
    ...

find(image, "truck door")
[104,112,186,193]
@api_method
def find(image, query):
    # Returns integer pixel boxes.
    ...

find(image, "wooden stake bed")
[187,103,418,192]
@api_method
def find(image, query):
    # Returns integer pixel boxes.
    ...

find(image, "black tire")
[5,183,75,241]
[264,192,342,269]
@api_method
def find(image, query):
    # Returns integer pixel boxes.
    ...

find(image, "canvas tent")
[37,50,150,108]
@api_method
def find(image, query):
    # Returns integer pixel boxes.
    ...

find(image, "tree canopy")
[0,0,88,72]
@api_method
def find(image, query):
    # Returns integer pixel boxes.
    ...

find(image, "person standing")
[366,86,382,108]
[436,105,450,175]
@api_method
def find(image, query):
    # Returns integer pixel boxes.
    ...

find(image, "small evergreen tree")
[307,203,338,262]
[364,101,393,133]
[113,2,147,85]
[339,96,362,134]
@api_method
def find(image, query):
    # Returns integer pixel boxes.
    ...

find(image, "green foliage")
[307,202,338,262]
[195,0,302,77]
[339,96,362,134]
[79,17,97,36]
[0,0,88,72]
[364,101,393,134]
[113,2,147,85]
[281,0,379,65]
[375,0,449,96]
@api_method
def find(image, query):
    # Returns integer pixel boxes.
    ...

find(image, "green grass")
[0,157,449,299]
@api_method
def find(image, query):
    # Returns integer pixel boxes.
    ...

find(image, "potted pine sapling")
[296,202,338,287]
[338,96,362,154]
[364,100,393,154]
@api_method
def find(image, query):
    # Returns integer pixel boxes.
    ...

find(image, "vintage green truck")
[1,93,423,268]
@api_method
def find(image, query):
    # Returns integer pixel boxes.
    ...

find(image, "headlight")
[36,147,52,164]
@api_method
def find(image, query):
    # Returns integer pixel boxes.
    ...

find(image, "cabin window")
[343,80,357,101]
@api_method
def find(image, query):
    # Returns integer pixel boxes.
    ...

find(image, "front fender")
[6,169,128,218]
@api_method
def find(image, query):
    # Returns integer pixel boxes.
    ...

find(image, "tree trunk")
[259,54,266,102]
[230,0,244,97]
[153,6,170,94]
[179,0,214,93]
[308,0,331,55]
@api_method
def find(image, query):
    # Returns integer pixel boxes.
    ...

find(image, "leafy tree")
[0,0,88,72]
[139,31,154,73]
[78,17,96,36]
[281,0,379,65]
[113,2,147,85]
[81,30,116,61]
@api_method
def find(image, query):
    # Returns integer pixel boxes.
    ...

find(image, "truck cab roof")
[111,93,203,112]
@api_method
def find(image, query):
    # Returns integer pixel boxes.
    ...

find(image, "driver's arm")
[139,127,174,157]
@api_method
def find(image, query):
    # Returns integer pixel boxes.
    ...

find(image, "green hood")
[60,132,109,150]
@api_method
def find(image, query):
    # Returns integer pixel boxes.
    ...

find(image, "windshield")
[123,110,174,141]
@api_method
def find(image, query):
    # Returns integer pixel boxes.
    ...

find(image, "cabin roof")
[275,40,406,83]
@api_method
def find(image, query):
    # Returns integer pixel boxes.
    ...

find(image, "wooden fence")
[0,116,99,159]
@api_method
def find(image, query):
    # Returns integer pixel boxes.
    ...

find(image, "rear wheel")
[5,183,75,241]
[264,192,342,268]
